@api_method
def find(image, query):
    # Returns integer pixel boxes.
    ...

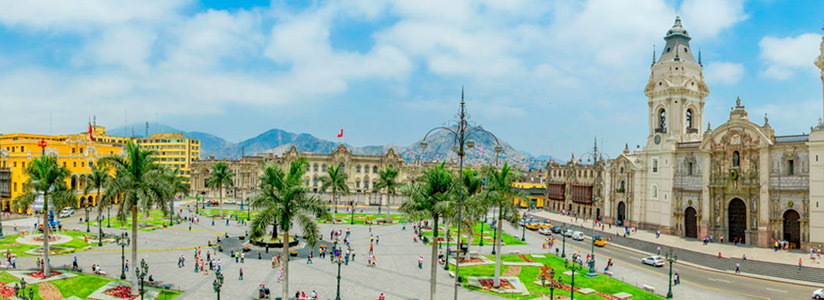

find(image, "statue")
[764,113,769,125]
[736,96,741,107]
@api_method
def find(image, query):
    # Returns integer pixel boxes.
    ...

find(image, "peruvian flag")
[88,122,95,141]
[337,128,343,138]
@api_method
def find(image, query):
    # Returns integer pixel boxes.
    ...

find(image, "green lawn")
[319,213,403,225]
[457,254,664,300]
[0,230,109,257]
[83,210,178,231]
[0,271,180,299]
[422,223,527,246]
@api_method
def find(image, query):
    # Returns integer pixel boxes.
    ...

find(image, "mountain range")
[108,123,547,169]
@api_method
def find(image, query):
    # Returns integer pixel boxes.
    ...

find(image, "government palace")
[545,16,824,249]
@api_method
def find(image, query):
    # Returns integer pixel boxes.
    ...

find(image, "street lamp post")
[85,206,91,232]
[480,214,485,247]
[521,212,526,242]
[135,259,148,300]
[419,87,504,300]
[334,245,344,300]
[107,202,111,228]
[569,259,583,300]
[115,232,130,280]
[587,234,598,277]
[213,268,224,300]
[97,215,103,247]
[561,224,567,258]
[350,199,355,225]
[665,247,678,299]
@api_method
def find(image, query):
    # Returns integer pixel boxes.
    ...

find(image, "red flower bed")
[478,278,514,289]
[104,285,138,300]
[0,284,12,299]
[28,270,61,279]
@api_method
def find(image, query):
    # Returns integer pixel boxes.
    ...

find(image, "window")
[22,162,25,168]
[313,164,318,172]
[73,162,77,168]
[686,109,693,129]
[732,151,740,168]
[373,166,378,173]
[651,185,659,199]
[357,165,361,173]
[620,181,625,192]
[688,162,694,175]
[789,160,795,175]
[652,158,659,173]
[659,109,666,131]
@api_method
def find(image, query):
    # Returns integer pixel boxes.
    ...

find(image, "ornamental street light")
[115,232,130,280]
[561,224,567,258]
[97,215,104,247]
[569,259,583,300]
[587,234,598,277]
[213,268,224,300]
[107,201,112,228]
[334,244,345,300]
[85,205,91,232]
[665,247,679,299]
[521,212,527,242]
[135,259,149,300]
[419,87,503,300]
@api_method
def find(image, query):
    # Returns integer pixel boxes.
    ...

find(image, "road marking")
[765,288,787,293]
[708,277,731,283]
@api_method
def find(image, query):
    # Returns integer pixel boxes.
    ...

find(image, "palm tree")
[400,162,454,300]
[84,162,112,245]
[373,165,399,222]
[250,158,329,300]
[161,167,189,225]
[102,142,168,296]
[205,162,234,218]
[319,165,348,223]
[12,154,74,277]
[486,163,524,287]
[458,168,484,255]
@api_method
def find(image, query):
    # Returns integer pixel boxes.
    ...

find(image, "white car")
[225,200,236,204]
[563,229,574,237]
[571,231,585,241]
[641,256,665,267]
[538,227,552,236]
[59,208,74,218]
[813,288,824,299]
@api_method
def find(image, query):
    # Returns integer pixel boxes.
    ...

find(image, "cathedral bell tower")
[644,16,710,148]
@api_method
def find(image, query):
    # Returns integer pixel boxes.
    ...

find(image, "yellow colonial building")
[136,133,201,184]
[0,126,125,212]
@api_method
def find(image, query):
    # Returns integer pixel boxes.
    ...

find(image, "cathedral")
[546,16,824,249]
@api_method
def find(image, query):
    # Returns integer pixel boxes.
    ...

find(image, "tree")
[205,162,234,218]
[400,162,454,300]
[84,162,112,244]
[458,168,484,255]
[250,158,328,300]
[102,142,168,296]
[373,165,399,222]
[161,167,189,225]
[12,154,75,277]
[319,165,348,223]
[486,163,524,287]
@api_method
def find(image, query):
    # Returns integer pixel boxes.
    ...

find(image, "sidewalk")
[527,209,824,284]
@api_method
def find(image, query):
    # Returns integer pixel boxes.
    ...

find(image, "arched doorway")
[596,208,601,221]
[617,202,626,224]
[728,198,747,244]
[568,204,572,212]
[783,209,801,249]
[684,207,697,238]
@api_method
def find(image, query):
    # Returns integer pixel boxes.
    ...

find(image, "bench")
[508,250,520,254]
[449,271,455,278]
[469,251,479,256]
[642,284,655,292]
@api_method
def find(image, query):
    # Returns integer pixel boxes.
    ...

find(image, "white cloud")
[679,0,748,38]
[0,0,188,32]
[704,62,745,85]
[759,33,821,79]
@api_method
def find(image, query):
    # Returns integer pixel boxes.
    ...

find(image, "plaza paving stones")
[5,270,77,284]
[466,276,530,296]
[87,282,161,300]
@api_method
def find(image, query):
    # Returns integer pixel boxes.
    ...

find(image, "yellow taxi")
[593,235,607,247]
[526,222,540,230]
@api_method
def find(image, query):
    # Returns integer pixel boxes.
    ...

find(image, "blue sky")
[0,0,822,160]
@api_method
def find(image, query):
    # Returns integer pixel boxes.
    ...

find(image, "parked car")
[550,226,562,234]
[540,222,552,229]
[641,256,665,267]
[593,235,606,247]
[538,227,553,235]
[563,229,574,237]
[813,288,824,299]
[526,222,540,230]
[571,231,585,241]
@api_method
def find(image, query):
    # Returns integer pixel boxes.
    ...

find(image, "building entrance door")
[617,202,626,224]
[783,209,800,249]
[728,198,747,244]
[684,207,697,238]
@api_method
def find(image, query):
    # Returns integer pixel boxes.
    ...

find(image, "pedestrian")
[378,293,386,300]
[735,262,740,273]
[418,255,424,269]
[800,258,803,270]
[657,246,661,255]
[125,259,129,272]
[241,252,245,263]
[239,268,243,280]
[717,252,722,259]
[674,272,680,285]
[278,268,283,282]
[307,251,313,264]
[721,235,724,244]
[376,236,380,245]
[742,254,746,261]
[351,249,355,261]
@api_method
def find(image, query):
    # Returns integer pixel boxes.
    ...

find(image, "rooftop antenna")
[698,47,702,66]
[652,45,656,66]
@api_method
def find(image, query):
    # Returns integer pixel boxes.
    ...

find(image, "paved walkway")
[527,210,824,284]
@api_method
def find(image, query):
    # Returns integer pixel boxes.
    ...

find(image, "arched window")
[659,108,666,131]
[373,166,378,173]
[620,181,625,192]
[733,151,740,168]
[686,109,693,129]
[651,185,658,199]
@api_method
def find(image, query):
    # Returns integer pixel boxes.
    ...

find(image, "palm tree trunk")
[332,189,337,222]
[282,231,290,300]
[97,187,103,241]
[494,206,503,287]
[142,204,147,227]
[385,192,390,222]
[430,216,439,300]
[219,186,223,218]
[131,205,139,296]
[43,192,50,277]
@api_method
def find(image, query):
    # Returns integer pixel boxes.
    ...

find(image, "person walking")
[307,251,313,264]
[239,268,243,280]
[418,255,424,269]
[799,258,803,270]
[735,262,740,273]
[674,272,680,285]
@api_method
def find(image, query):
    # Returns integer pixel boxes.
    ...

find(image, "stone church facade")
[548,17,824,249]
